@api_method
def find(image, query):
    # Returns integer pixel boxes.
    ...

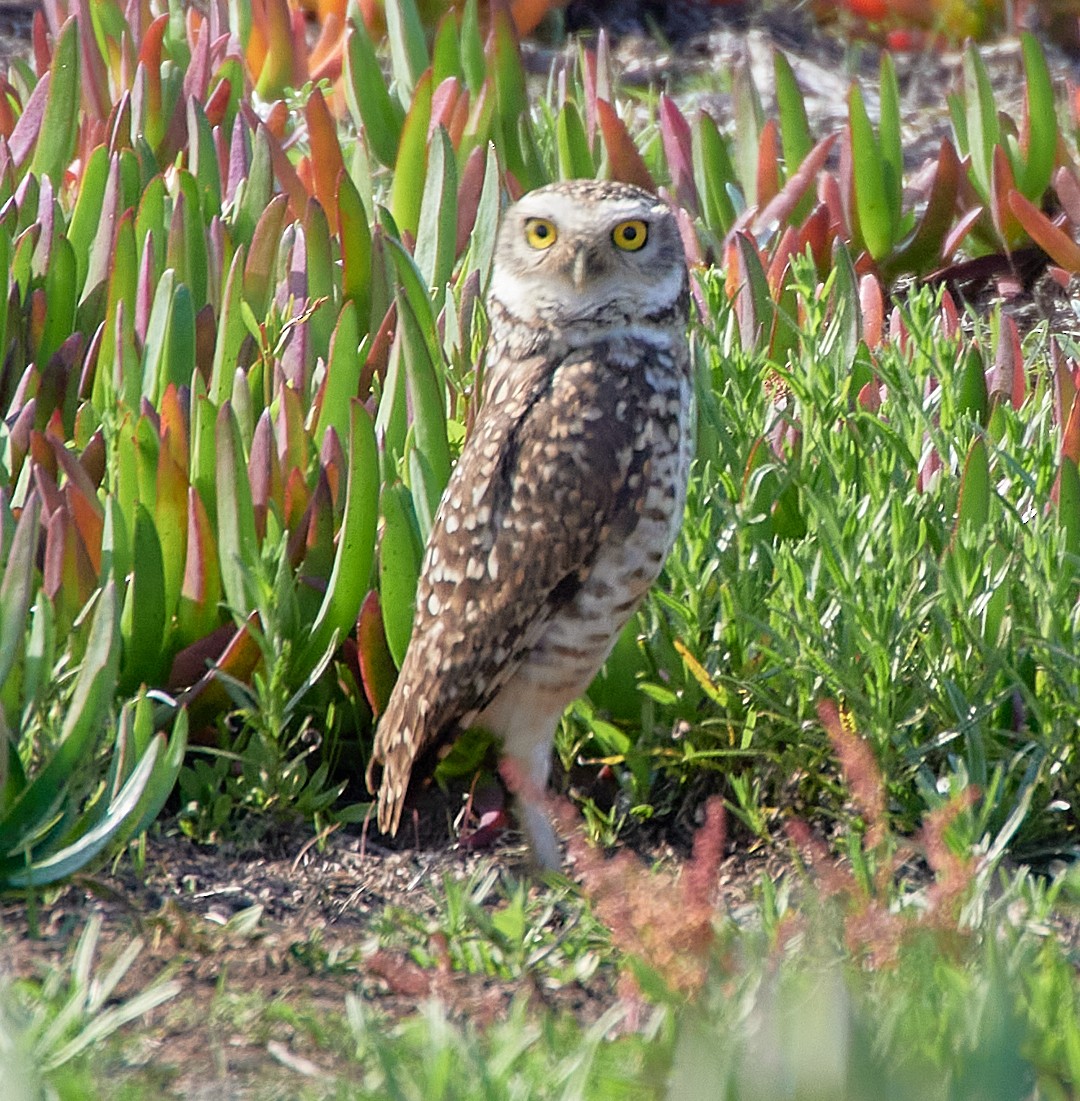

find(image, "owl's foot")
[498,756,563,872]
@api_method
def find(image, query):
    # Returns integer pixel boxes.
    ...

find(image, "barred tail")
[365,688,422,836]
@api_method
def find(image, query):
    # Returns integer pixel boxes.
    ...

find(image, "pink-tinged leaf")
[262,124,308,222]
[459,795,509,851]
[858,378,882,412]
[733,233,771,353]
[756,118,782,211]
[80,429,106,488]
[226,114,250,203]
[280,223,309,316]
[173,614,263,733]
[596,99,655,192]
[579,45,598,142]
[205,76,232,129]
[940,289,961,338]
[283,465,311,549]
[940,206,985,263]
[888,138,961,276]
[156,429,189,620]
[659,93,697,213]
[168,619,231,696]
[990,145,1022,245]
[32,8,49,76]
[320,425,347,510]
[280,462,310,554]
[1054,166,1080,227]
[248,408,283,541]
[889,304,908,351]
[1062,391,1080,464]
[47,431,102,563]
[107,91,132,153]
[796,203,833,278]
[837,123,862,253]
[1056,456,1080,553]
[137,15,169,144]
[0,80,15,139]
[306,87,345,232]
[309,11,346,85]
[276,383,311,482]
[447,83,470,152]
[918,444,942,494]
[31,176,55,283]
[182,15,212,103]
[673,203,703,268]
[299,467,336,584]
[243,192,288,318]
[817,172,844,237]
[1053,341,1077,431]
[135,238,156,348]
[358,303,395,403]
[456,143,486,257]
[77,0,110,121]
[1007,187,1080,272]
[357,590,398,715]
[987,314,1025,410]
[430,76,462,137]
[1047,264,1072,288]
[859,273,884,347]
[32,444,63,515]
[43,503,96,616]
[62,472,104,577]
[6,401,36,483]
[755,134,836,235]
[765,225,798,296]
[255,0,303,99]
[7,72,50,169]
[278,321,309,397]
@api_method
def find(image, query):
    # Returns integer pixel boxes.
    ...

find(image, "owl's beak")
[570,248,588,289]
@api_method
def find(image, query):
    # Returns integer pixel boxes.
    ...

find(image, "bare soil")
[0,819,782,1095]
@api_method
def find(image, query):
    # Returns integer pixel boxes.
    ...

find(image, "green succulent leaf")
[30,18,80,187]
[378,481,423,668]
[302,401,379,672]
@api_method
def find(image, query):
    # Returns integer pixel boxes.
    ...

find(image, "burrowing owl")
[366,179,691,868]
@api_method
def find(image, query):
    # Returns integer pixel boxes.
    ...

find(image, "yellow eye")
[612,219,648,251]
[525,217,558,250]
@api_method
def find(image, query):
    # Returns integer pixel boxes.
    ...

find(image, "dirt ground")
[0,818,783,1095]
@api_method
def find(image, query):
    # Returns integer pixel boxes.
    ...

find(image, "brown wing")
[366,342,656,834]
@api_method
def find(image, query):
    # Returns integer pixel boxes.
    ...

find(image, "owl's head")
[490,180,687,328]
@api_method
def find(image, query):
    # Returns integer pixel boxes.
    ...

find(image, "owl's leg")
[477,685,566,870]
[499,740,561,871]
